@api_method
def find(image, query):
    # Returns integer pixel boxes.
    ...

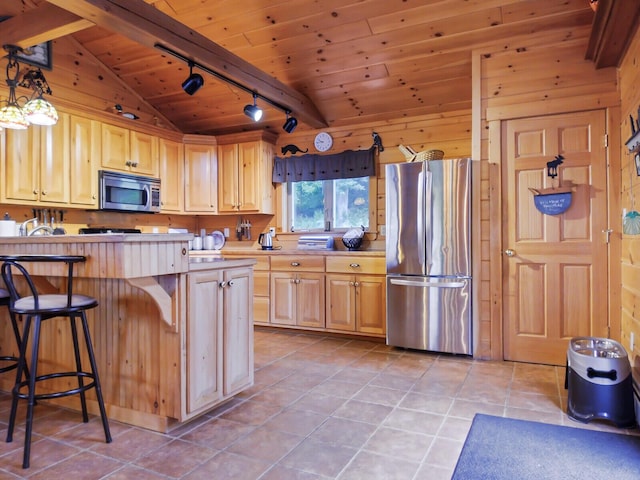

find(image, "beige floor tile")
[183,451,271,480]
[383,408,445,435]
[363,427,433,462]
[180,417,254,449]
[333,399,393,424]
[133,439,217,478]
[351,385,406,407]
[262,408,327,436]
[337,450,420,480]
[27,450,122,480]
[280,437,357,477]
[226,426,304,462]
[310,417,377,448]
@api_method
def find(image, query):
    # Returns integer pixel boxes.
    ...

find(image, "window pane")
[292,181,325,230]
[333,177,369,229]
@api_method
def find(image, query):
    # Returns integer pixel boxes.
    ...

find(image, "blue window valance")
[272,147,376,183]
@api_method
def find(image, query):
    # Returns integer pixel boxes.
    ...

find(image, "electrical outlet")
[269,227,276,237]
[223,227,230,238]
[631,332,635,352]
[380,225,386,236]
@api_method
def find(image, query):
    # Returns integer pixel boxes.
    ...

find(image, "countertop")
[190,248,385,257]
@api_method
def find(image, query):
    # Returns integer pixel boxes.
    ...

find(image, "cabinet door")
[222,267,254,396]
[187,270,223,414]
[326,274,356,331]
[217,143,238,212]
[40,114,69,204]
[297,273,325,328]
[101,123,130,172]
[253,271,270,324]
[270,272,296,326]
[2,127,39,202]
[130,130,159,176]
[356,275,386,335]
[159,138,184,212]
[184,143,217,212]
[70,115,99,207]
[238,141,260,212]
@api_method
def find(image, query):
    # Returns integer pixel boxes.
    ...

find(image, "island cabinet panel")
[224,255,270,325]
[186,269,223,414]
[0,236,255,433]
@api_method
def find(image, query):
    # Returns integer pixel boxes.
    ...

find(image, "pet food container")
[566,337,635,427]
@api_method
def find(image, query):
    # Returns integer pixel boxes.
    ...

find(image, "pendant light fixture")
[0,45,57,129]
[243,93,263,122]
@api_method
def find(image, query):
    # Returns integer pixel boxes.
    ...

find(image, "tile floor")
[0,328,637,479]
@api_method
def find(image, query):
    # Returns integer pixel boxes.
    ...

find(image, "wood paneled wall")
[619,27,640,368]
[478,25,620,360]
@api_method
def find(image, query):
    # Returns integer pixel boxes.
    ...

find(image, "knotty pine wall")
[478,24,620,360]
[619,27,640,370]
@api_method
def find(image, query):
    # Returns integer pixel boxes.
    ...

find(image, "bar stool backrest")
[0,255,87,313]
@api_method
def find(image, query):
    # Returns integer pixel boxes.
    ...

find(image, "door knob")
[504,249,515,257]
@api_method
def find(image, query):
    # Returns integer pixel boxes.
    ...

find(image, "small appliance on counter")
[297,235,334,250]
[0,213,17,236]
[258,232,273,250]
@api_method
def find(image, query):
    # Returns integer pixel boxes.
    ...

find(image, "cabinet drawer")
[224,255,270,271]
[326,256,385,274]
[271,255,325,272]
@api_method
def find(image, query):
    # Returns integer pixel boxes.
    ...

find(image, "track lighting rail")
[155,43,290,116]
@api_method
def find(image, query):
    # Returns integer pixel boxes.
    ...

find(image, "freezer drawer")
[386,276,472,355]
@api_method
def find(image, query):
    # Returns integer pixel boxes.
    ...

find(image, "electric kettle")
[258,232,273,250]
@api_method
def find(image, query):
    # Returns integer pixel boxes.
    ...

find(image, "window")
[287,176,370,231]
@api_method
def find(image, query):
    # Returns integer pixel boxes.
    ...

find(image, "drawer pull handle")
[291,262,300,267]
[349,263,360,268]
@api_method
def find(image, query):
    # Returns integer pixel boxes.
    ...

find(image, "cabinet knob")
[41,190,47,196]
[291,262,300,267]
[125,160,132,166]
[227,280,234,287]
[218,281,227,288]
[349,263,360,268]
[349,281,355,286]
[33,189,39,195]
[132,162,138,167]
[354,281,360,287]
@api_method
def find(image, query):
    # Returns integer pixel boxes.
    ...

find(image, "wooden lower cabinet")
[271,271,325,328]
[186,266,253,416]
[325,256,386,336]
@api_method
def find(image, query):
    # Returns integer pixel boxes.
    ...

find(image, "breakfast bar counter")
[0,234,256,432]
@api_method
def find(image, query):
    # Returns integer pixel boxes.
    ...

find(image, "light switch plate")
[269,227,276,237]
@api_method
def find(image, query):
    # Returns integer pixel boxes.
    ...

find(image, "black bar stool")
[0,254,112,469]
[0,287,20,374]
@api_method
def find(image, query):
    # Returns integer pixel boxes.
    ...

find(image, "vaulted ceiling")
[0,0,594,136]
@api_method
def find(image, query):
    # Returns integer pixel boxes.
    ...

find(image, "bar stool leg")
[69,313,89,423]
[6,314,33,444]
[80,311,112,443]
[22,314,41,469]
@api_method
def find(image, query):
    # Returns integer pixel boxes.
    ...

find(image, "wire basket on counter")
[342,236,363,251]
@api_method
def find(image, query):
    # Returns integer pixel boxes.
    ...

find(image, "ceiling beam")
[0,3,93,49]
[46,0,328,129]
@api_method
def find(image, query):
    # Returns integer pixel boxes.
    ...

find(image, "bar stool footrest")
[14,372,97,401]
[0,355,19,374]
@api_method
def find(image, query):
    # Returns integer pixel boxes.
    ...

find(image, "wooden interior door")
[503,110,609,365]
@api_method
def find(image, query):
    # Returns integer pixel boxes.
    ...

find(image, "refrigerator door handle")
[389,278,466,288]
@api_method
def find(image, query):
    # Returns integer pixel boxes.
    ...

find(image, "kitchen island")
[0,234,255,432]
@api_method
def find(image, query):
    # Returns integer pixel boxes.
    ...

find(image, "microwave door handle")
[142,184,150,209]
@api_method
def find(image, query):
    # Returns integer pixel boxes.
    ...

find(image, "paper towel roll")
[0,220,17,236]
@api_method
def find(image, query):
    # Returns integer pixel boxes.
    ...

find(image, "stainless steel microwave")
[99,170,161,213]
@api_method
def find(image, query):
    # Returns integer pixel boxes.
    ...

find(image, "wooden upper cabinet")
[184,137,217,213]
[217,132,276,214]
[1,114,70,205]
[159,138,184,213]
[102,124,159,177]
[69,115,100,207]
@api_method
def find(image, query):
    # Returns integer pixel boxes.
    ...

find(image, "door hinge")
[603,134,609,148]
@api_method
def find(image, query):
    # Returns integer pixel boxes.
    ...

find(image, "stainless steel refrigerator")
[385,158,472,355]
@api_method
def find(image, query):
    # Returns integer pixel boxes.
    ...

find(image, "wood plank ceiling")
[0,0,594,136]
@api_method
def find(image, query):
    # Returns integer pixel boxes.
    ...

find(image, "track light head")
[182,62,203,95]
[282,111,298,133]
[244,93,263,121]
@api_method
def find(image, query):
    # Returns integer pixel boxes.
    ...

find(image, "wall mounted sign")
[531,190,573,215]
